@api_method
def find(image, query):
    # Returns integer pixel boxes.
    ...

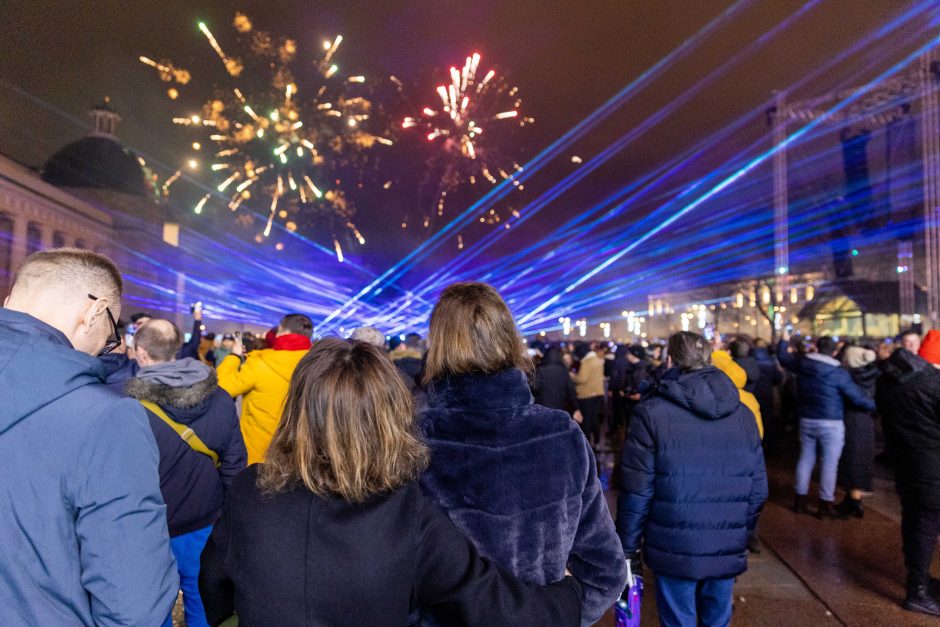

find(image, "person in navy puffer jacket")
[617,331,767,627]
[777,332,875,518]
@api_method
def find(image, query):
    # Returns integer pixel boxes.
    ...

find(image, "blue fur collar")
[426,369,533,410]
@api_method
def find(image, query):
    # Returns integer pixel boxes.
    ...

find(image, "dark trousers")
[901,498,940,588]
[577,396,603,446]
[611,395,628,433]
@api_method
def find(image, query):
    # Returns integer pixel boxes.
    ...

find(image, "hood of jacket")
[125,369,220,424]
[0,308,107,434]
[849,362,881,391]
[881,348,933,386]
[657,366,740,421]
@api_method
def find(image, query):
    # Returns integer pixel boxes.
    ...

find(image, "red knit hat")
[918,330,940,365]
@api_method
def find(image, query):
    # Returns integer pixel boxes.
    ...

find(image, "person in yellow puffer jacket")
[217,314,313,464]
[712,350,764,439]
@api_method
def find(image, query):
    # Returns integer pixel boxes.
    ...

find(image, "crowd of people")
[0,248,937,625]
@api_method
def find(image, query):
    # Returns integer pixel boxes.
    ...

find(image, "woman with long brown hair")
[198,338,581,626]
[417,283,626,626]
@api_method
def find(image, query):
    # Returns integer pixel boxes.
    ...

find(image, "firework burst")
[141,12,392,260]
[401,53,532,237]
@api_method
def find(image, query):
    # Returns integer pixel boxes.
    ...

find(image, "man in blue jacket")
[126,318,247,627]
[0,249,178,625]
[618,332,767,627]
[778,332,876,518]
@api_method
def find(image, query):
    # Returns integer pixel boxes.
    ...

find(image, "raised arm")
[776,340,798,372]
[217,350,255,398]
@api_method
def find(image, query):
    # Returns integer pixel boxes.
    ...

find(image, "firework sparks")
[141,12,392,260]
[402,53,531,246]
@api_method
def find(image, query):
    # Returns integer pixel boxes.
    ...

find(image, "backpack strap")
[139,400,220,468]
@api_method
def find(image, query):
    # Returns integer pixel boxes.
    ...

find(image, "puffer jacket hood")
[656,366,740,421]
[0,309,105,434]
[881,347,932,385]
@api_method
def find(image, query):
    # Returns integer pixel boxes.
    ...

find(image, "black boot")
[793,495,808,514]
[835,497,864,519]
[903,584,940,616]
[817,500,848,520]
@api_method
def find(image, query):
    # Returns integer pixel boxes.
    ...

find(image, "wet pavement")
[595,440,940,626]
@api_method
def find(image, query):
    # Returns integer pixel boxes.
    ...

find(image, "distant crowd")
[0,248,937,626]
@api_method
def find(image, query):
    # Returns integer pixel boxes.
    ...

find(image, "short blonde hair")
[423,282,533,384]
[12,248,122,305]
[258,338,429,502]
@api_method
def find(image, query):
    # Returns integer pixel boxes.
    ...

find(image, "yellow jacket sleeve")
[217,354,255,398]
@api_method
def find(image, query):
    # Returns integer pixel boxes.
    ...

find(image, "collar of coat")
[805,352,841,368]
[126,370,220,409]
[426,368,533,410]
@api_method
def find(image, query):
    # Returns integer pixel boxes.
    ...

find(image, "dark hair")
[404,333,422,350]
[423,282,533,383]
[258,339,429,502]
[816,336,837,355]
[134,319,182,362]
[130,312,151,324]
[899,329,920,341]
[279,313,314,338]
[668,331,711,372]
[729,338,752,359]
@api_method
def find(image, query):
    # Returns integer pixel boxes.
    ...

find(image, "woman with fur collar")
[417,282,627,626]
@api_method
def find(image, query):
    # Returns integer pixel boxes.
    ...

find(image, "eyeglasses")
[88,294,122,356]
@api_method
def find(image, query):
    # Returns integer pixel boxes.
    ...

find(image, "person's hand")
[782,327,793,342]
[193,307,203,322]
[572,410,584,424]
[231,336,244,357]
[629,393,641,401]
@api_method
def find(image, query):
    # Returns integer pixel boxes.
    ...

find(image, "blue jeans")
[655,575,734,627]
[162,525,213,627]
[795,419,845,502]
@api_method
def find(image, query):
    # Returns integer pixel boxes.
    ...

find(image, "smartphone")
[190,301,203,314]
[785,324,794,335]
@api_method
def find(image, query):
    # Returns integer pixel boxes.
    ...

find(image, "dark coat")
[777,341,875,421]
[617,367,768,580]
[100,351,139,385]
[126,371,246,536]
[418,369,627,626]
[394,355,424,391]
[177,319,203,360]
[199,467,582,627]
[0,308,177,625]
[876,349,940,509]
[750,348,783,417]
[733,355,762,395]
[533,349,578,411]
[838,363,879,491]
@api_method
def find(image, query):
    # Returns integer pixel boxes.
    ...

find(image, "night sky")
[0,1,929,321]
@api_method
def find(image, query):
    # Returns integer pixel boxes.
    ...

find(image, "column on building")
[10,214,28,274]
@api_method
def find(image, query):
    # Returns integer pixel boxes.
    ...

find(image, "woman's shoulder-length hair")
[258,337,429,502]
[422,282,533,384]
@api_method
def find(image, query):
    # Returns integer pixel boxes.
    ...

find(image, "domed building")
[0,98,188,321]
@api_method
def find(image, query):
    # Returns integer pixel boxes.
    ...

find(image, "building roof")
[41,136,149,196]
[798,279,927,318]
